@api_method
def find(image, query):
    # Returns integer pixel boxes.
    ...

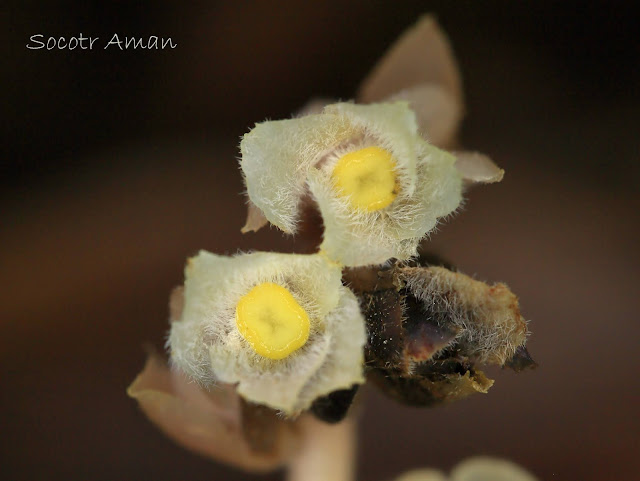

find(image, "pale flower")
[239,18,506,267]
[240,101,463,266]
[168,250,366,416]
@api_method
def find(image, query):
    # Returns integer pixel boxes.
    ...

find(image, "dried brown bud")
[345,260,532,407]
[398,265,528,365]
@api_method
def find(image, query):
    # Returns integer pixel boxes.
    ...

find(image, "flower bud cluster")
[164,17,531,420]
[129,17,535,475]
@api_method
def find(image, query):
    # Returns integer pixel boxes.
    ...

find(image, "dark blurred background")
[2,1,638,480]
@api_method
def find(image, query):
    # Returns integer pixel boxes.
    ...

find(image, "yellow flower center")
[235,283,310,360]
[332,146,398,211]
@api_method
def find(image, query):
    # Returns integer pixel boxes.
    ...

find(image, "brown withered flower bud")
[343,256,534,408]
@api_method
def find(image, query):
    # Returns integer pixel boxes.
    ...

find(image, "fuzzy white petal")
[168,251,366,415]
[240,114,355,233]
[293,287,365,409]
[309,140,462,266]
[240,102,423,234]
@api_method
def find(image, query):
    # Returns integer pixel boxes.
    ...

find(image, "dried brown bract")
[127,352,300,472]
[344,257,532,407]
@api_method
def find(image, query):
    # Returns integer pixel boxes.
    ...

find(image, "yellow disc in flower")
[332,146,398,211]
[235,283,310,360]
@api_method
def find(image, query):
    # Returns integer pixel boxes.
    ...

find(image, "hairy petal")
[324,102,420,189]
[240,113,354,233]
[169,251,366,415]
[310,141,461,266]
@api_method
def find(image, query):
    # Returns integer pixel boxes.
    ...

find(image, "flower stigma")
[235,282,310,360]
[331,146,398,212]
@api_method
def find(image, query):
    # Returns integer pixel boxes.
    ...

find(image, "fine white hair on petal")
[167,250,366,416]
[235,286,365,414]
[293,287,365,409]
[323,102,420,191]
[239,113,356,233]
[239,101,425,235]
[310,138,462,267]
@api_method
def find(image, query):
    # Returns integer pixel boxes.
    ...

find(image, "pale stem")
[286,415,357,481]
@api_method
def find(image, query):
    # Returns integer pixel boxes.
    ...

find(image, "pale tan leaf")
[241,200,269,233]
[454,152,504,186]
[127,353,298,472]
[358,16,463,107]
[387,84,462,148]
[296,97,336,117]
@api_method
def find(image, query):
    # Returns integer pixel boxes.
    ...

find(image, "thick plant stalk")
[286,416,357,481]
